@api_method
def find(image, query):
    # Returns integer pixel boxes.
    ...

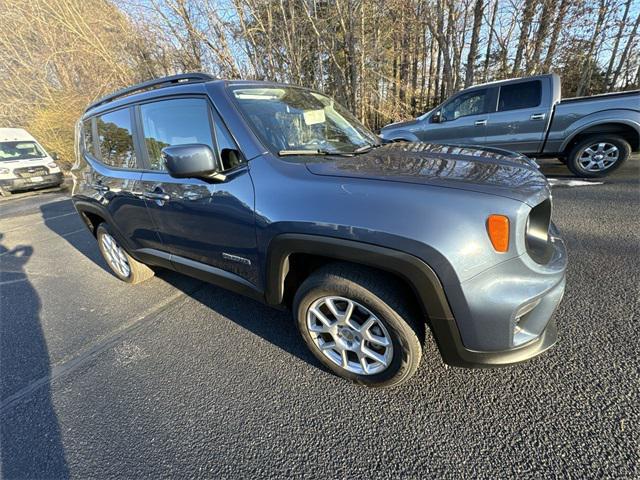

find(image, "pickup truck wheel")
[96,223,154,284]
[293,264,423,388]
[567,136,630,178]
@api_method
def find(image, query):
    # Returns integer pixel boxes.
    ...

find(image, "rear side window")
[96,108,137,169]
[140,98,214,171]
[498,81,541,111]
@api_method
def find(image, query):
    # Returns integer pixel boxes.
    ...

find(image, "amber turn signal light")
[486,215,510,252]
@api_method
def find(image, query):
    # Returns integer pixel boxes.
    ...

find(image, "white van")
[0,128,63,195]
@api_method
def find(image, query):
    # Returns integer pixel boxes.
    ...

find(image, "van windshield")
[230,86,379,155]
[0,141,47,161]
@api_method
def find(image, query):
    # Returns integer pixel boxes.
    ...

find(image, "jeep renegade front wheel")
[293,264,423,388]
[96,223,154,284]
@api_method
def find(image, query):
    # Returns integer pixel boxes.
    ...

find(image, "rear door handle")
[182,190,200,201]
[475,119,487,126]
[530,113,546,120]
[143,191,170,201]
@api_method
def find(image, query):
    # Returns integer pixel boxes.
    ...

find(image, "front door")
[416,87,496,146]
[136,96,259,285]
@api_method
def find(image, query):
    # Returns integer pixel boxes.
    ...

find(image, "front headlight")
[48,162,58,168]
[0,167,11,175]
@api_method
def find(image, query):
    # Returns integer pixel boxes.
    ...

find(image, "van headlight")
[0,167,11,175]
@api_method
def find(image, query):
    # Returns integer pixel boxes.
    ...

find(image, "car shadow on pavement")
[39,199,111,273]
[0,233,70,478]
[37,199,324,374]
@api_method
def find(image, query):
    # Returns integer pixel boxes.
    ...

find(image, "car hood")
[303,143,549,206]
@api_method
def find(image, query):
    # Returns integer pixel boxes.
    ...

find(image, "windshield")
[230,86,379,154]
[0,141,47,161]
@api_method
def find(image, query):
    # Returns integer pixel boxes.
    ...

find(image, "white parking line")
[548,178,604,187]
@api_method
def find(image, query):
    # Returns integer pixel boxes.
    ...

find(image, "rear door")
[81,107,159,252]
[137,96,259,285]
[483,80,549,154]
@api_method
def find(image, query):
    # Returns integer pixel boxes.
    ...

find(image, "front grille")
[14,166,49,178]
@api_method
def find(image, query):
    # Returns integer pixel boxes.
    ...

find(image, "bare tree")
[512,0,539,75]
[465,0,484,87]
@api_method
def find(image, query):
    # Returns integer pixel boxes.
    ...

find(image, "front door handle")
[475,119,487,126]
[143,191,170,201]
[530,113,546,120]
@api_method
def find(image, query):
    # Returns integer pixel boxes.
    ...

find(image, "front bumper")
[436,228,567,368]
[0,172,64,192]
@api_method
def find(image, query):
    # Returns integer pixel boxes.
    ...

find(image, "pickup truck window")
[140,98,215,171]
[96,108,137,169]
[441,89,489,121]
[498,80,541,111]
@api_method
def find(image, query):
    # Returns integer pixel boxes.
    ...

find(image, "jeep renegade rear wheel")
[293,263,423,387]
[96,223,154,284]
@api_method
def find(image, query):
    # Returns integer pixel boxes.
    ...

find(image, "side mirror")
[161,144,223,180]
[50,152,59,161]
[431,112,442,123]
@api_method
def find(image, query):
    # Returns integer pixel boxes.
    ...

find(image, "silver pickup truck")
[380,74,640,177]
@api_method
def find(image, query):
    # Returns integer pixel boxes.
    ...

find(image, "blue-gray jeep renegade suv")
[72,73,567,387]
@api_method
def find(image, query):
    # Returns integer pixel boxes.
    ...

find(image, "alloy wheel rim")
[306,296,393,375]
[579,142,619,171]
[101,232,131,278]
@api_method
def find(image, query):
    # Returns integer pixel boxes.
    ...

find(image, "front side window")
[442,89,489,121]
[140,98,214,171]
[96,108,136,169]
[0,141,46,161]
[498,81,541,111]
[230,87,378,154]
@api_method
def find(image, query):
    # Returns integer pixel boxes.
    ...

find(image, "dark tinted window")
[96,108,137,169]
[83,119,94,155]
[212,112,242,170]
[498,81,541,111]
[140,98,214,171]
[442,89,489,120]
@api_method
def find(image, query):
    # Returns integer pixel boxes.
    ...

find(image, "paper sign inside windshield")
[303,109,325,125]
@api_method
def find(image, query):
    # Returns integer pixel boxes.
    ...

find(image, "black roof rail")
[85,72,215,112]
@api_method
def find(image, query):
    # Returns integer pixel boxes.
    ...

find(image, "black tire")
[96,223,154,284]
[567,135,630,178]
[293,263,423,388]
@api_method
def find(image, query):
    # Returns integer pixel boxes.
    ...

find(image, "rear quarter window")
[82,119,94,155]
[498,81,542,111]
[96,108,137,169]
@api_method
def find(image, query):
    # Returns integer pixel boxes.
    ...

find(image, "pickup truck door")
[136,97,259,286]
[415,87,496,146]
[483,79,550,154]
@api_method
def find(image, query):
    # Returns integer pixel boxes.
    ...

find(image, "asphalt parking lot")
[1,158,638,479]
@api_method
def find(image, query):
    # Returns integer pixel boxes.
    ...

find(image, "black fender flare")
[72,199,137,254]
[263,233,475,365]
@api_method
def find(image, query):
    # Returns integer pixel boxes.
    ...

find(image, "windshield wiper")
[279,149,328,156]
[351,143,382,154]
[278,149,357,157]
